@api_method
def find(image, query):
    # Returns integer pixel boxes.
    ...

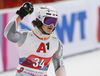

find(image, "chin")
[47,33,51,34]
[46,32,52,34]
[48,31,52,34]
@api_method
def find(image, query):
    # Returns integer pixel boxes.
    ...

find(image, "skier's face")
[41,23,55,34]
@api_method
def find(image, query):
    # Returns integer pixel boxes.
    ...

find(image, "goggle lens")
[43,17,58,26]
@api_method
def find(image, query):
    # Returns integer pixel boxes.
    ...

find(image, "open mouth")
[48,28,52,30]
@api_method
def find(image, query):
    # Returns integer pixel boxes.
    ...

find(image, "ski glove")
[16,2,34,20]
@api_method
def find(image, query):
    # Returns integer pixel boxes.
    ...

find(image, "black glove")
[16,2,34,20]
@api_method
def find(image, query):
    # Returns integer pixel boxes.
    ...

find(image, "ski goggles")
[43,17,58,26]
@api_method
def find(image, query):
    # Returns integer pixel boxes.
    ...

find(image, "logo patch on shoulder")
[29,33,33,36]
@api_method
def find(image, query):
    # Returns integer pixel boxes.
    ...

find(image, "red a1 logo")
[36,42,50,53]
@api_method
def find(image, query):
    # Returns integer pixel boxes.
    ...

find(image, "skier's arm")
[4,15,22,43]
[4,2,34,43]
[52,40,66,76]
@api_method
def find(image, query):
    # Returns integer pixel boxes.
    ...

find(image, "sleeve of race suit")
[4,15,27,44]
[52,40,63,71]
[52,40,66,76]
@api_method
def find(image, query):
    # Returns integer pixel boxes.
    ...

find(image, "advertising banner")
[87,0,100,48]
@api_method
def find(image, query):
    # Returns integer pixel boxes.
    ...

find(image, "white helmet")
[36,6,58,22]
[33,6,58,35]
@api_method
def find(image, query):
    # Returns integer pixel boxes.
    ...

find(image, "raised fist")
[16,2,34,20]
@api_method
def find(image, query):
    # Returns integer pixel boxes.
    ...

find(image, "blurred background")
[0,0,63,9]
[0,0,100,76]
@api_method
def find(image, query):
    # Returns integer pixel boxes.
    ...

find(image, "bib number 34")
[33,58,45,68]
